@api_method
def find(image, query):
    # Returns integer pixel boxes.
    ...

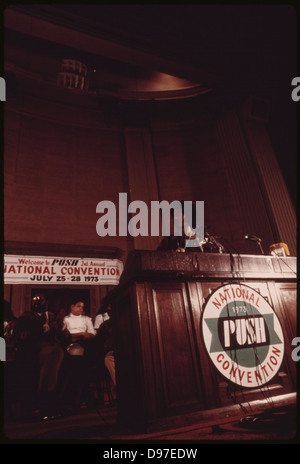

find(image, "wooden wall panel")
[216,112,277,254]
[188,281,224,409]
[124,128,161,251]
[114,286,146,427]
[151,116,292,257]
[241,116,297,256]
[272,282,297,386]
[151,129,194,203]
[150,283,203,412]
[10,285,30,318]
[4,109,128,252]
[179,125,243,253]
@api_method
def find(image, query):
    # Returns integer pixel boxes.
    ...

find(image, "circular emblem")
[201,283,284,388]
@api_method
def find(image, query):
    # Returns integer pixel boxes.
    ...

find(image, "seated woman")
[62,299,96,357]
[62,299,95,342]
[59,299,96,411]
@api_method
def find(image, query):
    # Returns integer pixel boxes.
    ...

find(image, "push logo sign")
[201,284,284,388]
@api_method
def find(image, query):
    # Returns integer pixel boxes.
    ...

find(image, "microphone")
[244,234,264,254]
[245,234,262,243]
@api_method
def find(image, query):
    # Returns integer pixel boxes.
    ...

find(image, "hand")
[72,332,94,341]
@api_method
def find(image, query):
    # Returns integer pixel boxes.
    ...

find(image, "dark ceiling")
[5,4,297,91]
[3,4,298,205]
[64,5,296,88]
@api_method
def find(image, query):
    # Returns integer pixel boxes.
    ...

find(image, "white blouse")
[63,313,96,335]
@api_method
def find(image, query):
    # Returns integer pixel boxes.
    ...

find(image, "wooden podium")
[109,251,297,432]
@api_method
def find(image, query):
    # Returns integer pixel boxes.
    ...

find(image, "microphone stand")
[257,241,265,255]
[245,235,265,255]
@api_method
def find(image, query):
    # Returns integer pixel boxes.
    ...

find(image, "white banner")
[4,255,123,285]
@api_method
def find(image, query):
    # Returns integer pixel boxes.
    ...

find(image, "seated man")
[157,206,204,252]
[10,293,64,420]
